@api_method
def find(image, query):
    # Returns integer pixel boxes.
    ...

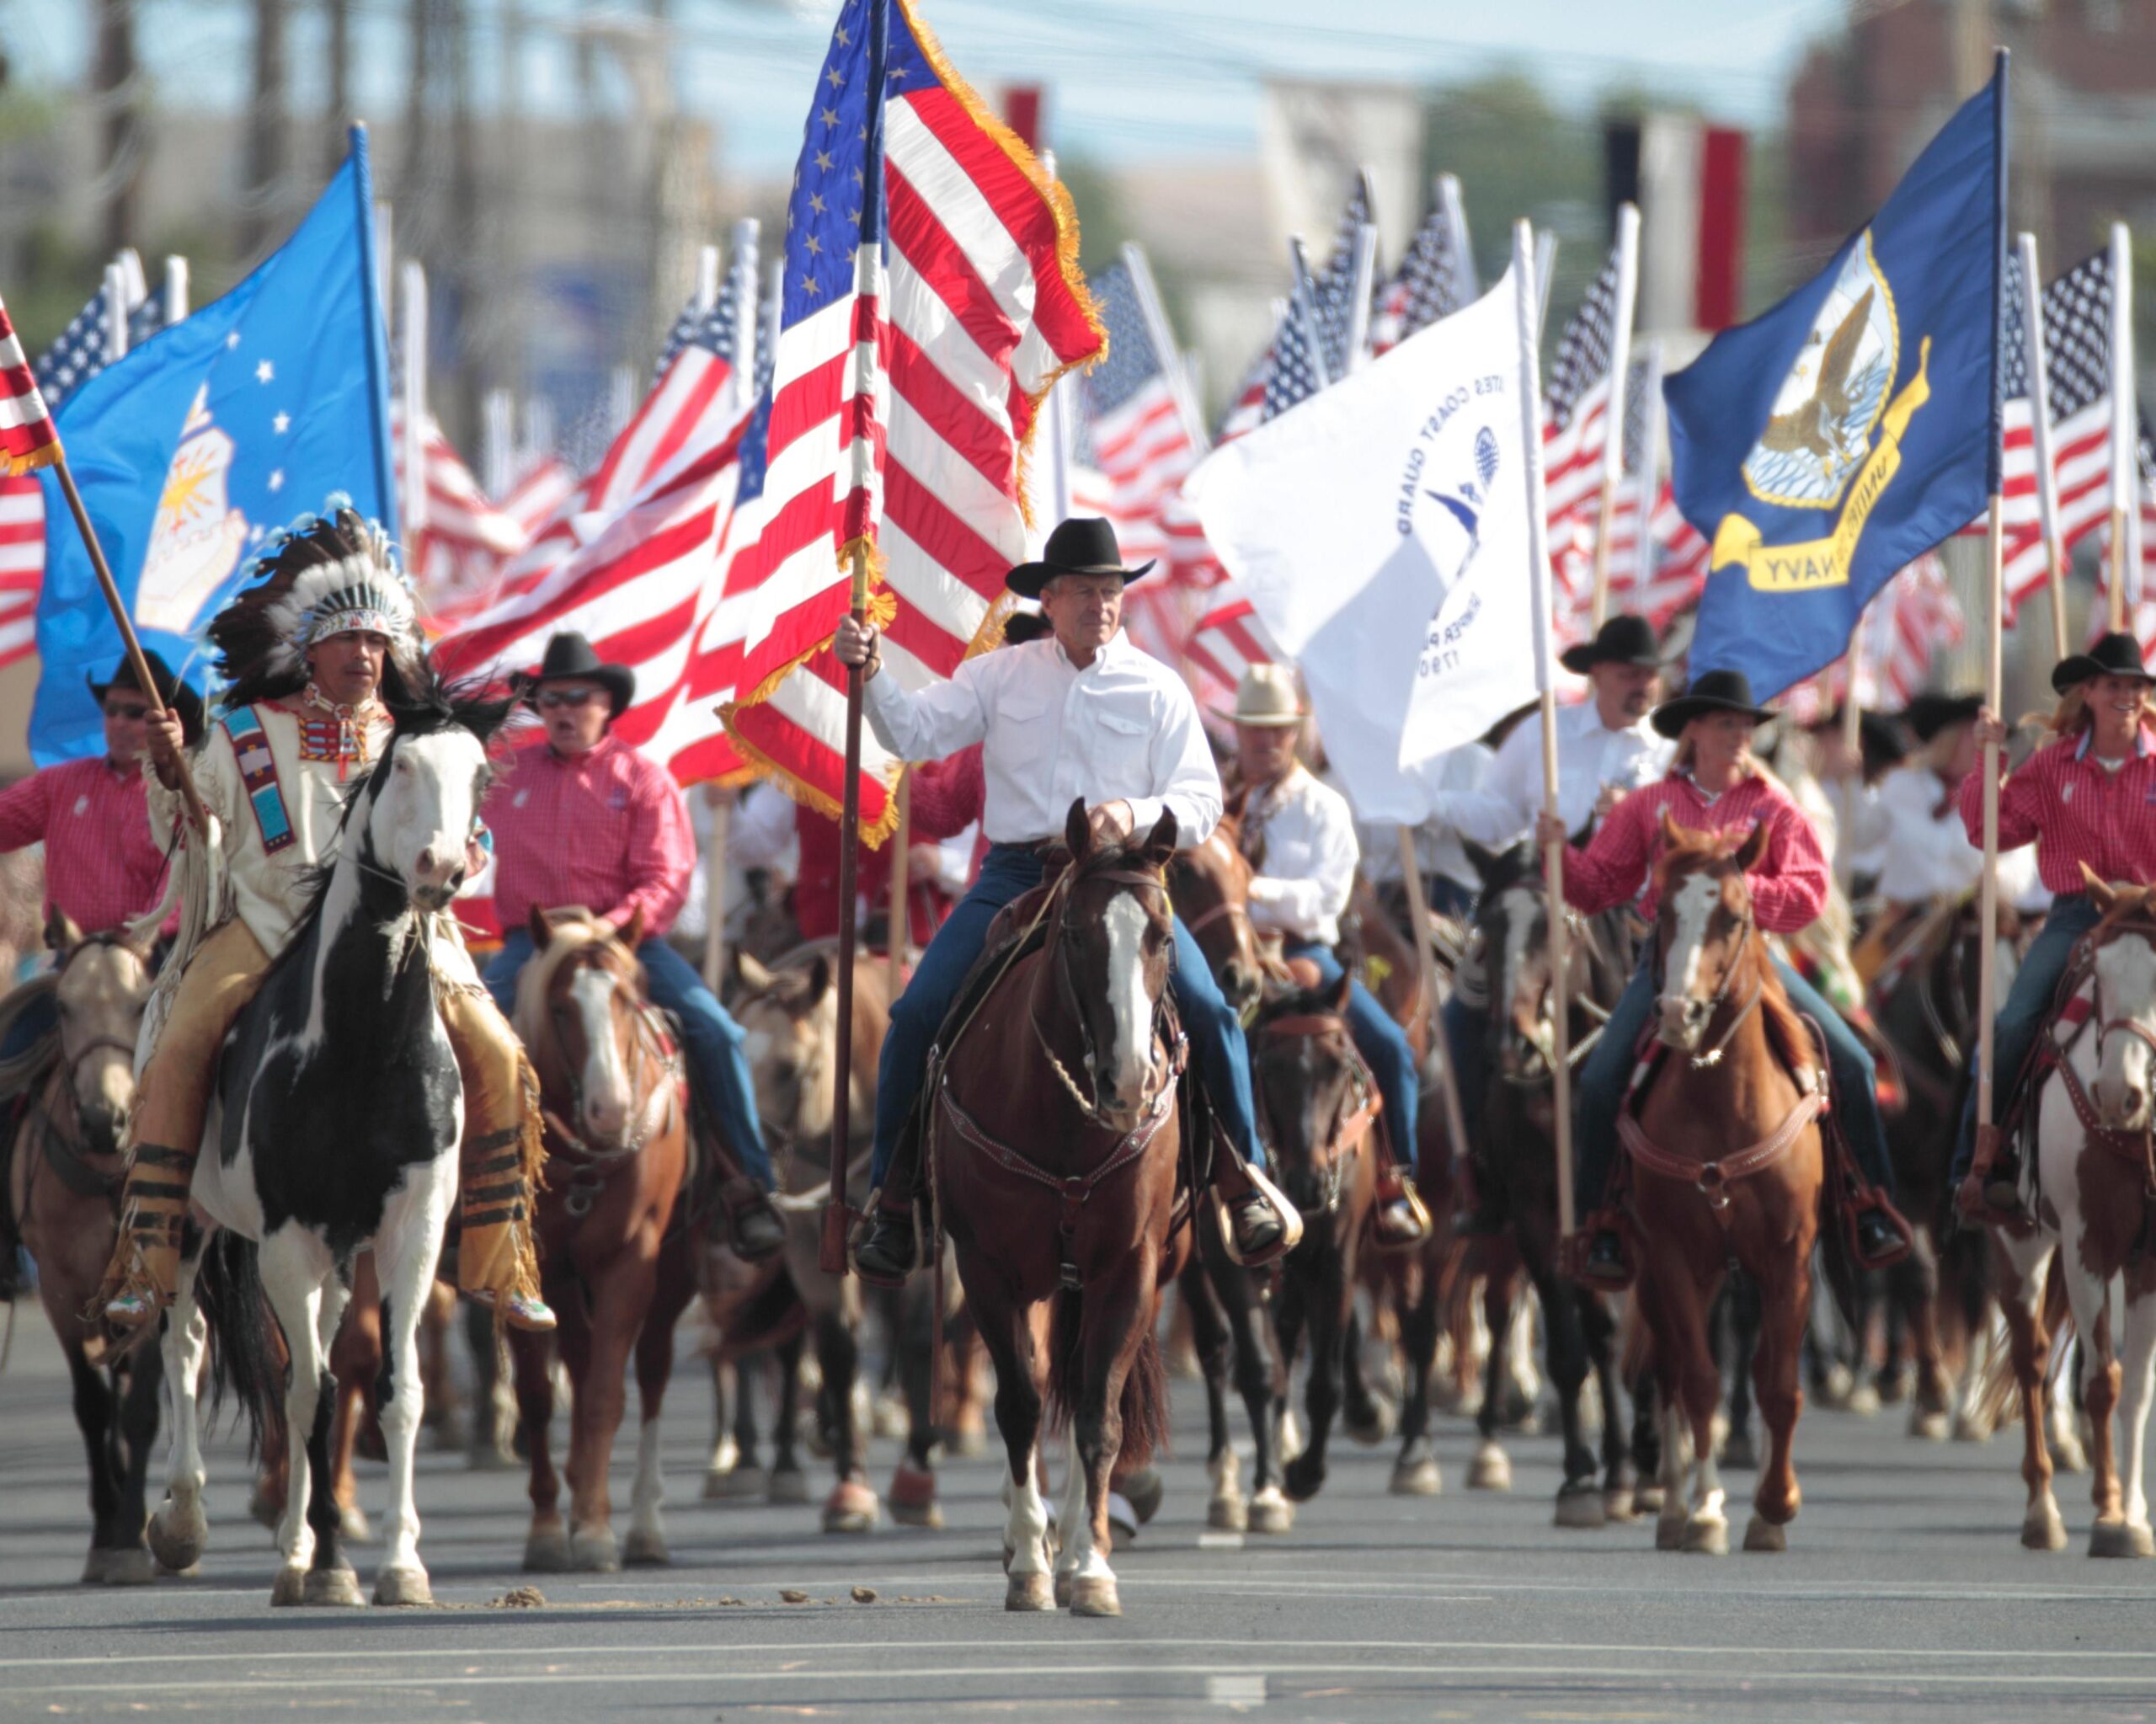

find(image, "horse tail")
[1041,1289,1173,1471]
[192,1230,281,1460]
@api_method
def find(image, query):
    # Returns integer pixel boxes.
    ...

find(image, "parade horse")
[1625,814,1829,1556]
[155,681,510,1608]
[935,802,1186,1617]
[1986,868,2156,1558]
[3,916,162,1583]
[509,906,697,1572]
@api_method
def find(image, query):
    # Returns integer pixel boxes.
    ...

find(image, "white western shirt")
[1353,743,1491,895]
[1872,766,1981,904]
[861,631,1221,848]
[1240,764,1359,947]
[1425,701,1669,846]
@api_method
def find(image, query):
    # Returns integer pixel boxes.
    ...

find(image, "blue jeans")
[484,928,773,1190]
[1951,893,2099,1188]
[1284,939,1416,1166]
[870,843,1265,1187]
[1575,943,1897,1226]
[1427,875,1476,921]
[1439,992,1486,1173]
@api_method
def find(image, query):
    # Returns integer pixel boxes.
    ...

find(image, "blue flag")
[30,127,394,763]
[1667,66,2004,699]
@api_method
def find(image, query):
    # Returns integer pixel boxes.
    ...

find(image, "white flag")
[1185,266,1541,823]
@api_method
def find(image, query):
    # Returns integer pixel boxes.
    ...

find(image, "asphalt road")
[3,1303,2154,1724]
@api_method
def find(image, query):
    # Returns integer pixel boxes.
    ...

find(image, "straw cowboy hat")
[1232,664,1306,729]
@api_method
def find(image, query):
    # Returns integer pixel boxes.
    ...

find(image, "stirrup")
[464,1287,558,1332]
[1217,1161,1301,1268]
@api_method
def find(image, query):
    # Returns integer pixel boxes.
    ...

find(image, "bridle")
[1252,1010,1378,1215]
[1030,864,1180,1130]
[1481,893,1604,1086]
[1660,889,1763,1070]
[539,948,681,1214]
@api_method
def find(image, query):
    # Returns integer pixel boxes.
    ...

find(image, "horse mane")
[511,910,622,1045]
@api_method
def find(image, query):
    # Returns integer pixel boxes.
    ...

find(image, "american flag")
[499,455,574,539]
[31,254,163,414]
[719,0,1107,834]
[1217,179,1372,441]
[390,404,531,611]
[1371,179,1476,355]
[1541,242,1626,645]
[2,288,83,669]
[1567,349,1709,637]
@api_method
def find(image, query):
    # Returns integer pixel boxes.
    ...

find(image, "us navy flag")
[1668,63,2003,698]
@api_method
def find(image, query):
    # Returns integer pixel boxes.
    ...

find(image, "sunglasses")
[536,687,600,710]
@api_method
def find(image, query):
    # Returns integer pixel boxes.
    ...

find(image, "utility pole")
[94,0,142,257]
[325,0,352,173]
[243,0,289,262]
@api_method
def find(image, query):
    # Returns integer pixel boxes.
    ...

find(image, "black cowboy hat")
[517,631,635,716]
[1003,516,1156,601]
[1801,702,1908,773]
[1902,691,1984,745]
[86,649,204,745]
[1650,668,1777,739]
[1558,612,1663,676]
[2052,632,2155,695]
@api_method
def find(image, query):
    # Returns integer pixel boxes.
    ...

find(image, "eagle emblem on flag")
[1743,237,1898,509]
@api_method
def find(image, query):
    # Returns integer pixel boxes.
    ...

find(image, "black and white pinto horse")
[151,684,507,1609]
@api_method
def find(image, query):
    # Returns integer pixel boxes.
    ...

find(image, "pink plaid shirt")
[0,755,169,934]
[1960,727,2156,894]
[1560,771,1830,934]
[485,734,694,938]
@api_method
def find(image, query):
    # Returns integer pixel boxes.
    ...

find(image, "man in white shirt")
[832,518,1285,1281]
[1231,666,1428,1245]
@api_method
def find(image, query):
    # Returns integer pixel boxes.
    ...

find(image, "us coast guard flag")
[30,127,394,763]
[1669,67,2002,697]
[1186,268,1539,823]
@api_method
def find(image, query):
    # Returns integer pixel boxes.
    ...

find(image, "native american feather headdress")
[206,497,426,709]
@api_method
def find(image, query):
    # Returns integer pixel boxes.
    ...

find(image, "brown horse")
[510,907,698,1572]
[1170,804,1264,1019]
[1626,814,1828,1556]
[4,915,161,1583]
[936,803,1186,1617]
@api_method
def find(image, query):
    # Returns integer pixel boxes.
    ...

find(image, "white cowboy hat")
[1232,664,1305,729]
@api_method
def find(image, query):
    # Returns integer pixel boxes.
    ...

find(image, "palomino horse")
[936,803,1187,1617]
[510,906,696,1572]
[1988,869,2156,1558]
[4,916,161,1583]
[158,683,510,1608]
[731,942,920,1534]
[1626,813,1828,1556]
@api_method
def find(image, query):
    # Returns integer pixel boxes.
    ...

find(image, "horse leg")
[702,1357,739,1492]
[565,1260,647,1572]
[625,1242,695,1567]
[1283,1248,1348,1503]
[1065,1269,1153,1619]
[369,1174,451,1606]
[511,1325,565,1571]
[889,1278,943,1529]
[61,1336,121,1583]
[1743,1252,1807,1552]
[1392,1250,1444,1498]
[1526,1252,1601,1528]
[1630,1364,1663,1517]
[105,1343,163,1585]
[1721,1273,1759,1469]
[148,1249,211,1576]
[817,1307,878,1533]
[1583,1294,1634,1519]
[1179,1258,1242,1531]
[2111,1276,2156,1556]
[769,1328,809,1504]
[2066,1255,2130,1554]
[1272,1267,1308,1467]
[979,1298,1052,1612]
[1679,1271,1731,1556]
[326,1275,379,1546]
[1897,1236,1951,1440]
[1994,1236,2066,1549]
[1340,1304,1390,1443]
[1468,1273,1513,1492]
[259,1236,356,1607]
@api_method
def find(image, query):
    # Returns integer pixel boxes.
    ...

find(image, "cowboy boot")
[1374,1165,1433,1249]
[1567,1208,1632,1290]
[723,1176,786,1261]
[456,1123,556,1333]
[97,1145,196,1332]
[852,1197,919,1288]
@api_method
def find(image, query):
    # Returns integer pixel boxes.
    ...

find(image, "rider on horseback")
[1229,664,1429,1247]
[478,631,785,1261]
[93,504,557,1338]
[1952,632,2156,1220]
[1534,670,1913,1283]
[835,517,1292,1282]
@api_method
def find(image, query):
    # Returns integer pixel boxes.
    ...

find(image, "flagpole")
[701,790,731,993]
[2016,231,2071,661]
[1124,243,1209,452]
[1287,238,1337,389]
[398,261,429,547]
[1976,48,2009,1177]
[1515,217,1573,1239]
[1437,173,1479,301]
[2109,219,2132,632]
[163,255,189,324]
[1533,230,1560,339]
[1588,203,1640,632]
[886,769,911,1002]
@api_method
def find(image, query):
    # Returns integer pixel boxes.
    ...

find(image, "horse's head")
[1467,840,1567,1083]
[1168,794,1262,1017]
[2082,867,2156,1132]
[1054,798,1179,1131]
[360,683,515,913]
[42,910,152,1156]
[1652,809,1768,1054]
[525,905,652,1147]
[1251,970,1364,1212]
[735,948,839,1170]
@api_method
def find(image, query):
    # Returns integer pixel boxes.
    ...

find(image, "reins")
[1675,910,1764,1071]
[1253,1010,1380,1216]
[1027,865,1181,1129]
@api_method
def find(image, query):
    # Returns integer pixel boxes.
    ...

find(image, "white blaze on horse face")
[368,729,488,912]
[1497,885,1541,1029]
[56,941,147,1136]
[2095,934,2156,1130]
[1657,874,1720,1049]
[1099,892,1155,1115]
[572,969,634,1141]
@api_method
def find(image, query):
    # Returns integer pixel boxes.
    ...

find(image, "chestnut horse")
[4,917,162,1583]
[510,908,698,1572]
[1170,803,1264,1020]
[1627,814,1828,1556]
[934,803,1186,1617]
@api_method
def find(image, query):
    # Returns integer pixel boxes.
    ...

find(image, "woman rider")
[1534,670,1913,1284]
[1951,632,2156,1219]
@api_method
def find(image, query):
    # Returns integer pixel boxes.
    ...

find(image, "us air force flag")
[1668,68,2002,699]
[30,126,395,763]
[1185,269,1538,823]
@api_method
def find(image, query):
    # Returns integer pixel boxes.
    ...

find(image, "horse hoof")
[705,1464,769,1502]
[1209,1491,1250,1530]
[889,1465,943,1529]
[1390,1459,1443,1498]
[947,1427,988,1459]
[1742,1514,1788,1553]
[1554,1485,1607,1529]
[1466,1440,1512,1492]
[1655,1513,1687,1552]
[88,1547,156,1587]
[1069,1576,1121,1617]
[2090,1519,2156,1559]
[146,1503,207,1574]
[1681,1515,1730,1556]
[373,1565,433,1607]
[1283,1456,1326,1503]
[271,1564,308,1607]
[570,1529,621,1572]
[1005,1572,1055,1611]
[339,1502,374,1545]
[1844,1383,1881,1418]
[2022,1501,2069,1552]
[822,1481,879,1535]
[1247,1486,1294,1535]
[1123,1466,1165,1526]
[1951,1408,1994,1444]
[302,1565,366,1606]
[1604,1487,1637,1523]
[872,1393,909,1440]
[1053,1572,1074,1609]
[1634,1485,1664,1516]
[1908,1409,1951,1444]
[523,1529,569,1572]
[1344,1396,1396,1447]
[1720,1429,1758,1470]
[623,1528,670,1567]
[1278,1411,1305,1463]
[768,1467,812,1506]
